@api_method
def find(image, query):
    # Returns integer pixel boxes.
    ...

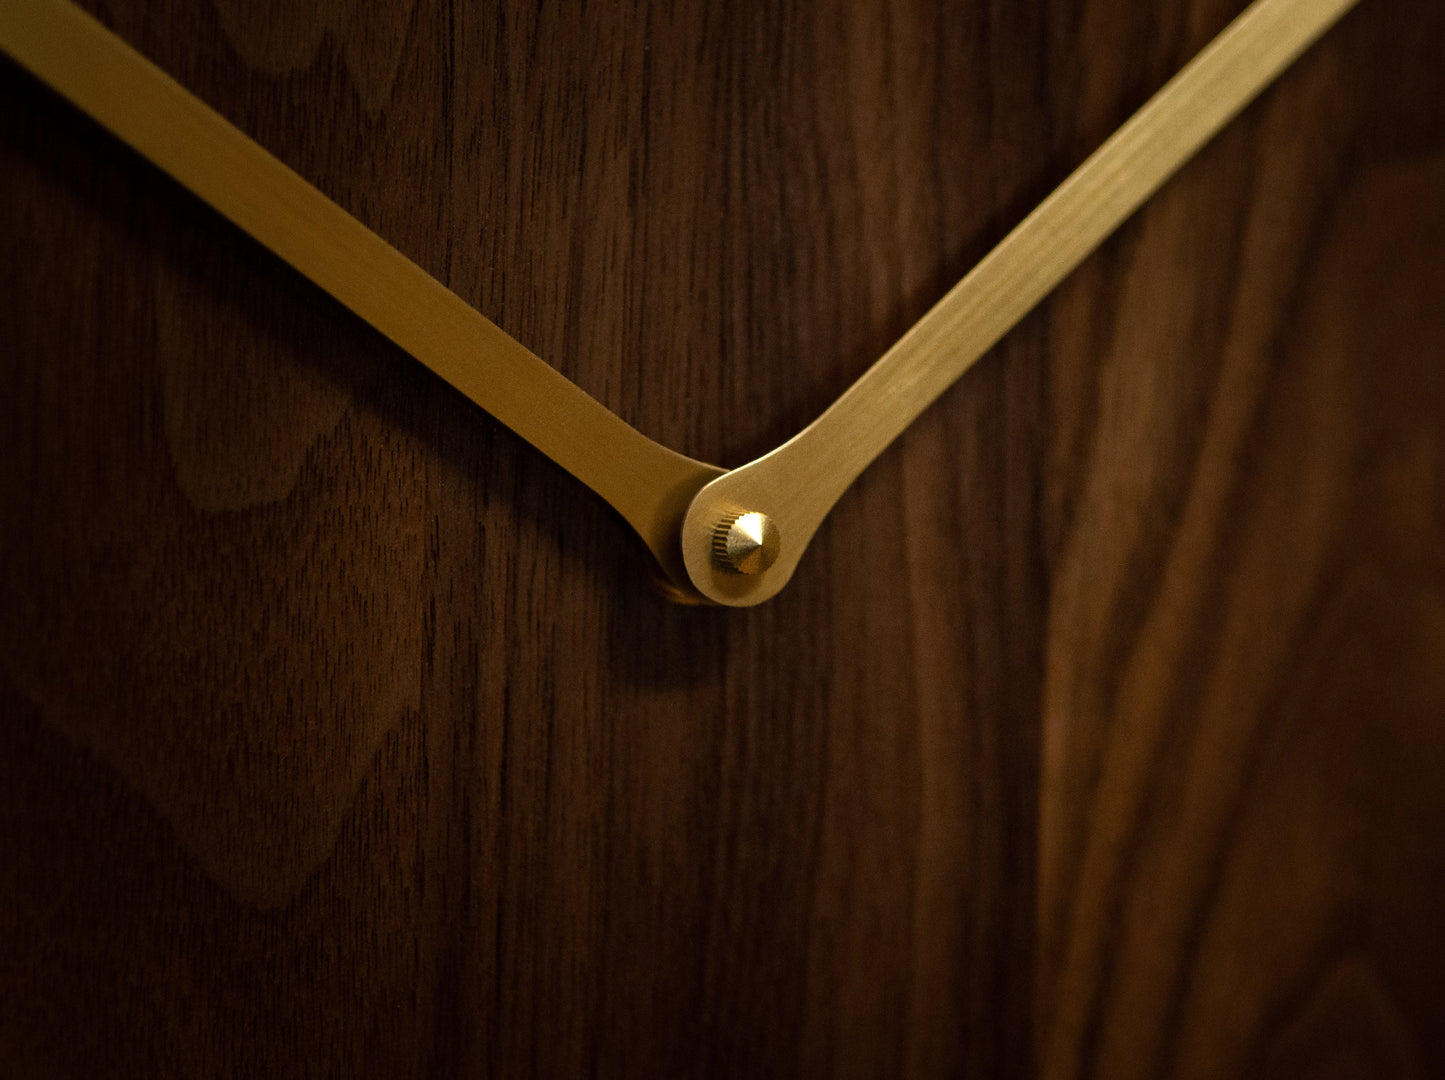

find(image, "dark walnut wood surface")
[2,0,1442,1076]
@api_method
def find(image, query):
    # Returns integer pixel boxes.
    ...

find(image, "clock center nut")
[712,511,781,575]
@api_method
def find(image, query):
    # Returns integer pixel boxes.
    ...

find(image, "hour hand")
[678,0,1362,607]
[0,0,724,601]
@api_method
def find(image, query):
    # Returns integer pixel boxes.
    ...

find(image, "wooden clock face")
[2,0,1444,1075]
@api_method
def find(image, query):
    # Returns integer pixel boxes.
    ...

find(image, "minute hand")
[681,0,1363,607]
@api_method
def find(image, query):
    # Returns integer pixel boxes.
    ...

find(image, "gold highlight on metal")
[712,512,781,575]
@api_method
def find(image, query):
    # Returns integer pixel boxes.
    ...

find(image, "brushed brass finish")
[0,0,723,601]
[712,512,782,576]
[3,0,1361,608]
[680,0,1362,606]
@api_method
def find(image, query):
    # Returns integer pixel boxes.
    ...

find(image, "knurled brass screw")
[712,511,781,575]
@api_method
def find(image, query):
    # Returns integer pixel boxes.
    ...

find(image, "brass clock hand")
[0,0,723,601]
[2,0,1361,609]
[680,0,1362,607]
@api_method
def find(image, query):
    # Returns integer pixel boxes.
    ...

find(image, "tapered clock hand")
[1,0,1361,607]
[681,0,1362,606]
[0,0,723,601]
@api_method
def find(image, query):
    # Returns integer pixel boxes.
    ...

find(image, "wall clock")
[2,0,1443,1075]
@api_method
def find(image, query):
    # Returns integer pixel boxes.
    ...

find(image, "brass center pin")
[712,512,781,575]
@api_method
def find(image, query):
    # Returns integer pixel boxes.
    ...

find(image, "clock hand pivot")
[712,512,782,576]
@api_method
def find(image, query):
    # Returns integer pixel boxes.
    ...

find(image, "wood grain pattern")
[1038,4,1445,1076]
[0,0,1440,1077]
